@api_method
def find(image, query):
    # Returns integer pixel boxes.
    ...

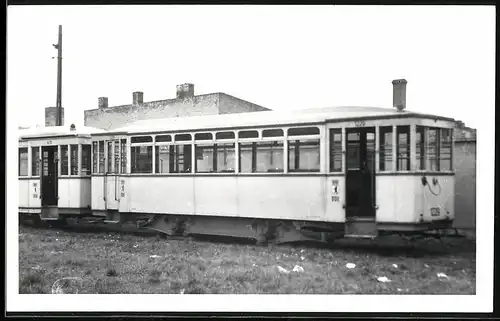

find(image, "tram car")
[84,105,456,243]
[18,124,106,225]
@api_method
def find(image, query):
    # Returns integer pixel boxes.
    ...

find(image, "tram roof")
[107,106,456,135]
[18,124,108,140]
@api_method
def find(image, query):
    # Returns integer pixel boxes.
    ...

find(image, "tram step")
[345,219,378,238]
[103,220,120,224]
[41,206,59,220]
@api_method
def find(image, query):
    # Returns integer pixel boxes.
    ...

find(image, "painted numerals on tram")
[32,182,38,199]
[120,179,125,197]
[354,120,366,127]
[331,179,340,202]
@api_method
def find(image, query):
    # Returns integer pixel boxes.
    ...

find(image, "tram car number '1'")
[331,180,340,202]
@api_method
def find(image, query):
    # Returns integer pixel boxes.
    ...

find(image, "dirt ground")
[18,222,476,294]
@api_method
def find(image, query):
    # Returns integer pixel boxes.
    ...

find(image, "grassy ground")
[18,222,476,294]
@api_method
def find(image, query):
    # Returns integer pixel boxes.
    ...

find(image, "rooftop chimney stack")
[392,79,407,111]
[133,91,144,105]
[98,97,108,109]
[176,83,195,99]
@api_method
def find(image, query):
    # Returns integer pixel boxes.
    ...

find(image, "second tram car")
[86,106,456,243]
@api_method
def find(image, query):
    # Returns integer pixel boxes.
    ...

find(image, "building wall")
[84,94,221,130]
[453,139,476,233]
[84,91,271,131]
[218,93,270,114]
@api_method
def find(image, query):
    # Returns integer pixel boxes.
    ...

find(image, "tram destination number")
[354,120,366,127]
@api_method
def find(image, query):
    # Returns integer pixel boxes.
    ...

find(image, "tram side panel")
[324,176,346,222]
[18,179,30,209]
[236,176,328,222]
[57,177,92,210]
[91,176,106,214]
[121,175,333,223]
[419,175,455,222]
[26,179,42,212]
[375,175,417,223]
[125,176,195,214]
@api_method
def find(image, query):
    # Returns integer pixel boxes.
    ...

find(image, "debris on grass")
[149,255,161,258]
[437,272,449,279]
[292,265,304,273]
[346,263,356,269]
[277,266,290,274]
[424,264,429,268]
[392,264,398,268]
[51,277,83,294]
[377,276,391,283]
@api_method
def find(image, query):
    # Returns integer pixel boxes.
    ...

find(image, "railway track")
[18,216,472,257]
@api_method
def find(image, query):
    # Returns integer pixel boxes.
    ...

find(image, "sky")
[7,5,495,129]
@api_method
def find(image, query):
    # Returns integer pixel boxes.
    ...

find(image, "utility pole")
[53,25,63,126]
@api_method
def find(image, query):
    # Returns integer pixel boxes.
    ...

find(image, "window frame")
[19,147,28,176]
[329,128,342,172]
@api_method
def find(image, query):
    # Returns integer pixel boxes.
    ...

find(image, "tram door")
[104,139,121,210]
[41,146,58,206]
[345,127,376,219]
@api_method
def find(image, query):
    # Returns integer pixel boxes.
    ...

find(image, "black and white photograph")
[6,4,494,314]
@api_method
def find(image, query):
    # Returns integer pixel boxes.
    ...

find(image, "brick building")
[453,121,477,238]
[83,83,271,130]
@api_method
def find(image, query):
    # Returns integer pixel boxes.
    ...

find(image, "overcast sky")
[7,5,495,129]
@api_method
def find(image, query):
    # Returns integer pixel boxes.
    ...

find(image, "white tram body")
[87,106,456,240]
[18,125,106,221]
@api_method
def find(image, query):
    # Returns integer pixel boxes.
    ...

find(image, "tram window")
[18,148,28,176]
[217,143,236,172]
[262,129,284,138]
[216,132,235,140]
[288,139,320,172]
[81,145,91,175]
[31,147,40,176]
[92,142,98,173]
[396,126,410,171]
[346,132,360,170]
[238,130,258,139]
[98,141,105,174]
[195,133,213,141]
[426,128,439,171]
[175,134,192,142]
[70,144,78,175]
[155,145,172,173]
[195,143,236,173]
[288,127,320,136]
[113,141,120,174]
[379,127,393,171]
[329,129,342,172]
[120,139,127,173]
[239,141,284,173]
[131,146,153,173]
[440,129,452,171]
[131,136,153,143]
[171,144,192,173]
[416,126,425,170]
[107,141,113,173]
[156,135,172,142]
[61,145,69,175]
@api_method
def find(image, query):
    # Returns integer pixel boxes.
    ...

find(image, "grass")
[18,222,476,294]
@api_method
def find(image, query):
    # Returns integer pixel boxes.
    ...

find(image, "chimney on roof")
[133,91,144,105]
[176,83,195,99]
[98,97,108,109]
[392,79,407,111]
